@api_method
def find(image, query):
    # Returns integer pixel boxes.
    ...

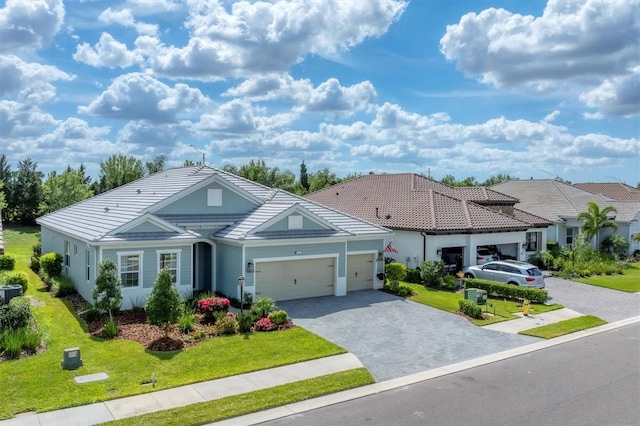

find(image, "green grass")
[0,227,348,420]
[105,368,374,426]
[404,282,563,326]
[575,263,640,293]
[519,315,607,339]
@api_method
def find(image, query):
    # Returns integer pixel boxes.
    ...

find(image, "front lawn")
[575,262,640,293]
[404,282,563,326]
[0,227,348,420]
[519,315,607,339]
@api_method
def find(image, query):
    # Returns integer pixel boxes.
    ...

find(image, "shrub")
[146,268,183,337]
[52,276,75,297]
[420,260,444,288]
[177,307,197,333]
[83,307,101,322]
[102,316,119,338]
[197,297,230,322]
[385,262,407,290]
[254,317,274,332]
[404,268,422,284]
[214,313,238,335]
[93,260,123,317]
[464,278,548,304]
[268,310,288,326]
[0,329,25,358]
[458,299,483,319]
[20,327,41,352]
[441,274,457,291]
[2,271,28,292]
[236,312,255,333]
[0,299,31,333]
[397,287,409,297]
[250,296,276,318]
[29,256,40,273]
[40,252,63,277]
[0,255,16,271]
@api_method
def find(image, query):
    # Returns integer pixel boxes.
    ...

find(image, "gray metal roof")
[37,166,391,244]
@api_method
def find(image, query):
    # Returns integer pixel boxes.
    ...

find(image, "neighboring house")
[574,182,640,202]
[492,180,640,255]
[37,166,392,309]
[306,173,551,270]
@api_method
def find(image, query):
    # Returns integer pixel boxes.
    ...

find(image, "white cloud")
[0,100,59,137]
[196,99,259,135]
[0,54,73,98]
[0,0,65,53]
[99,7,159,36]
[144,0,407,79]
[299,78,376,117]
[223,73,311,102]
[117,120,191,147]
[73,32,142,68]
[580,67,640,118]
[79,73,210,121]
[542,110,560,122]
[440,0,640,115]
[127,0,181,14]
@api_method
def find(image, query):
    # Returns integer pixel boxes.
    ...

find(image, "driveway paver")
[278,290,537,382]
[544,276,640,322]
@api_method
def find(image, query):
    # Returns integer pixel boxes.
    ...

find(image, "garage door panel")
[256,257,335,301]
[347,254,374,292]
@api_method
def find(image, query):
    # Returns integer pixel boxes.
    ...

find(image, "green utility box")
[464,288,487,305]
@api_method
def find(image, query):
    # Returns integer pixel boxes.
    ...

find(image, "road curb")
[212,316,640,425]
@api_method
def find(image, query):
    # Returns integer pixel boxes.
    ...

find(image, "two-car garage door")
[255,257,335,301]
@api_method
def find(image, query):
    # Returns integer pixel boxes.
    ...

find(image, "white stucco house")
[307,173,551,271]
[492,180,640,255]
[36,166,392,309]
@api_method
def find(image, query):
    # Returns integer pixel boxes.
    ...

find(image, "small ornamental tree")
[93,260,123,320]
[146,268,182,337]
[385,262,407,291]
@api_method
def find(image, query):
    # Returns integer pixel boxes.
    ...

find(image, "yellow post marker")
[523,299,530,316]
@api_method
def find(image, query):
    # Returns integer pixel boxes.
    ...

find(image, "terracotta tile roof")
[307,174,536,233]
[574,183,640,202]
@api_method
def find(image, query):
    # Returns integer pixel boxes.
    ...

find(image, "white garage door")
[255,257,335,301]
[347,254,374,292]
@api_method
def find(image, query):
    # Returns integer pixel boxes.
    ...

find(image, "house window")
[207,188,222,206]
[566,228,576,247]
[118,252,143,287]
[525,232,540,251]
[288,215,303,230]
[157,250,180,285]
[64,241,71,267]
[86,250,91,281]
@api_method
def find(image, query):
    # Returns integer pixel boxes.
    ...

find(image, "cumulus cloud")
[580,67,640,118]
[196,99,259,135]
[0,100,59,137]
[127,0,181,15]
[79,73,210,121]
[117,120,191,147]
[99,7,159,36]
[0,0,65,53]
[143,0,407,79]
[0,55,73,98]
[74,32,142,68]
[440,0,640,115]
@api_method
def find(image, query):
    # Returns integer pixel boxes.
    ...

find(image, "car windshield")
[526,268,542,276]
[478,249,491,255]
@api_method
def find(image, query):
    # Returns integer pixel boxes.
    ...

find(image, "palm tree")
[576,201,618,250]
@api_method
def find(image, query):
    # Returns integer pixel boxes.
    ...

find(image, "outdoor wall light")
[377,251,383,261]
[436,247,442,256]
[246,262,254,273]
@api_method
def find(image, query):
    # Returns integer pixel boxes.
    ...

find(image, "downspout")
[421,232,428,262]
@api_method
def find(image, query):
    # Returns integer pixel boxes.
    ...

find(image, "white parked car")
[476,248,498,265]
[464,260,545,288]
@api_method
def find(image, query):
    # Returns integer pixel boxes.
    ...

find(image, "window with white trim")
[64,241,71,267]
[288,215,303,230]
[118,252,143,287]
[86,250,91,281]
[566,228,576,247]
[207,188,222,206]
[157,250,180,285]
[525,232,540,251]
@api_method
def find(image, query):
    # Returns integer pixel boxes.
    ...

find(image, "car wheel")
[464,273,473,279]
[507,281,519,286]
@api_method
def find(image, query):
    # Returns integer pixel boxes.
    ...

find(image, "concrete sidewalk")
[0,353,363,426]
[482,307,584,334]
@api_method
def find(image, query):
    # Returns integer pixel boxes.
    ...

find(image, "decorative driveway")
[544,276,640,322]
[278,290,537,382]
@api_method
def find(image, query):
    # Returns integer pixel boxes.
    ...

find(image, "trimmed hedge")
[459,299,483,319]
[405,268,422,284]
[464,278,548,304]
[1,271,28,292]
[40,252,63,278]
[0,255,16,271]
[0,297,31,333]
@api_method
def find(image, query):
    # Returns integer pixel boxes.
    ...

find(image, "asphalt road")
[262,323,640,426]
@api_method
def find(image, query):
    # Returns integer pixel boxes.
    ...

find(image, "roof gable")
[251,204,337,235]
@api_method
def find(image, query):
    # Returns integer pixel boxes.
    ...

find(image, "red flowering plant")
[254,317,274,332]
[197,297,230,322]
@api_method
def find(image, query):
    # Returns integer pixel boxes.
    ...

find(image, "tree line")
[0,152,526,225]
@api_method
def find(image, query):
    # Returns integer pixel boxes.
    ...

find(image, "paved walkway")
[0,353,363,426]
[483,308,583,333]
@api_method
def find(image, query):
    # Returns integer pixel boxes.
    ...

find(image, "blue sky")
[1,0,639,185]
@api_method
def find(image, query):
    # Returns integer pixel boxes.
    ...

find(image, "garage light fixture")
[436,247,442,256]
[246,262,254,273]
[377,251,383,261]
